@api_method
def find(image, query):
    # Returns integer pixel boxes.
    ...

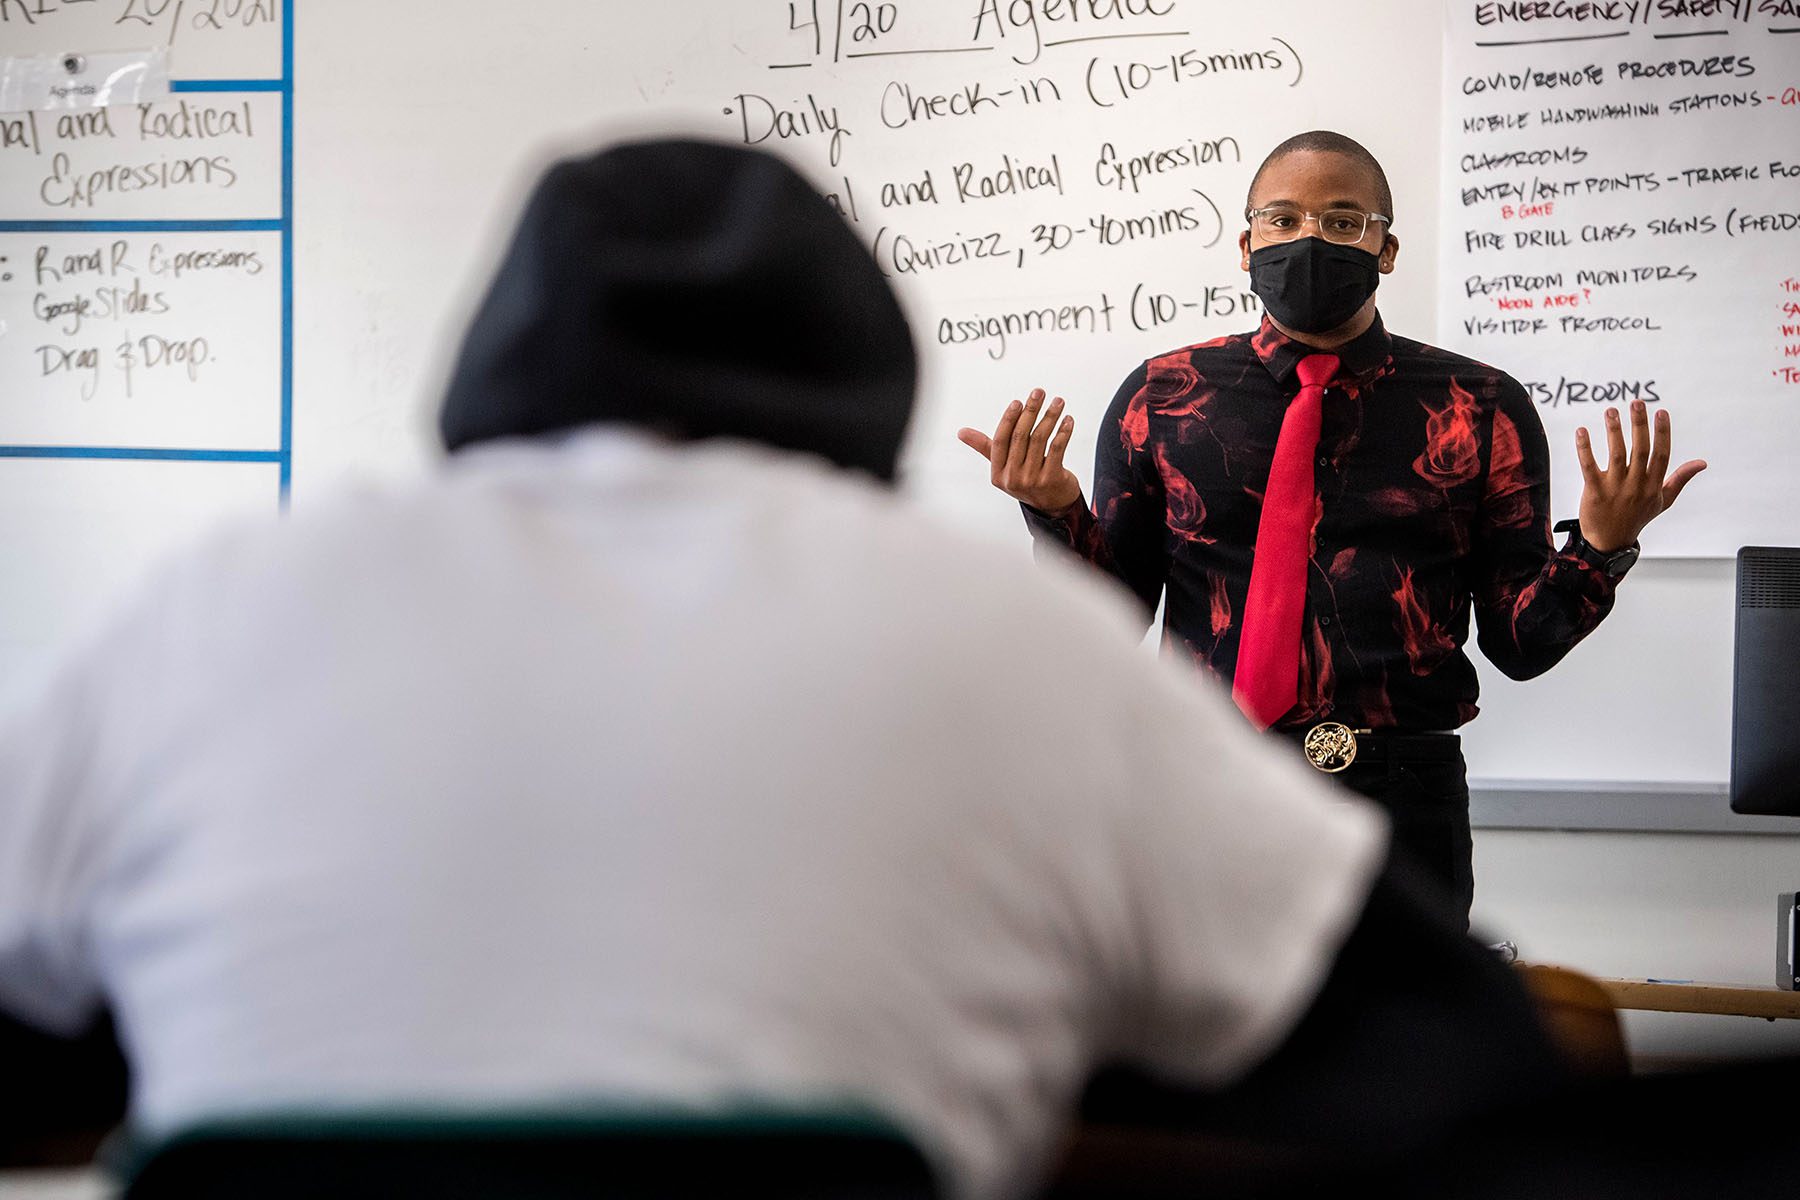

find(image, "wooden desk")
[1597,978,1800,1020]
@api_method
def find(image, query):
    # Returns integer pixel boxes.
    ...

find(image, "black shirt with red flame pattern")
[1023,313,1617,731]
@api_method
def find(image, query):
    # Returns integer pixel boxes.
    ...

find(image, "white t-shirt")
[0,429,1385,1200]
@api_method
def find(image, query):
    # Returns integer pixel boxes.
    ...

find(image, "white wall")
[1417,11,1799,1056]
[1464,554,1799,1056]
[5,0,1791,1060]
[1474,830,1800,1060]
[208,0,1800,1049]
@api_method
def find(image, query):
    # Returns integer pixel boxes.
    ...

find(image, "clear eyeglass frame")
[1246,206,1391,245]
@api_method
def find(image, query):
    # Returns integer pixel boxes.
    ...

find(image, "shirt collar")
[1252,311,1393,387]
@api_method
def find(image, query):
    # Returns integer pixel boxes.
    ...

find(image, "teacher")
[959,130,1705,922]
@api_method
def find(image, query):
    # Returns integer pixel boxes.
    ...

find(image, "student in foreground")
[0,138,1570,1199]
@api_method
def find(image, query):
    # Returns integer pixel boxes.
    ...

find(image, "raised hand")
[1575,400,1706,552]
[956,388,1082,514]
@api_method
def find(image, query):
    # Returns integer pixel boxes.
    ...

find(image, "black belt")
[1276,723,1461,773]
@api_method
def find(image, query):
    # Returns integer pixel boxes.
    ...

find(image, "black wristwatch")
[1553,519,1639,578]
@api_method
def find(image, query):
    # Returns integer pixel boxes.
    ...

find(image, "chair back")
[117,1108,938,1199]
[1515,963,1631,1077]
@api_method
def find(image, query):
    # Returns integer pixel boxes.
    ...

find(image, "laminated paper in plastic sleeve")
[0,48,170,113]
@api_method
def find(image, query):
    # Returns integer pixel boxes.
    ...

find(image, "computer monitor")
[1730,546,1800,816]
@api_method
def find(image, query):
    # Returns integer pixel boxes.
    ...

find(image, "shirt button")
[1320,615,1334,627]
[1317,456,1329,467]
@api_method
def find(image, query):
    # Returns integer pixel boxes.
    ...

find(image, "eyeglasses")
[1246,206,1391,245]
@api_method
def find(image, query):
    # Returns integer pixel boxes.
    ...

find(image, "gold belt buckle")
[1302,722,1365,773]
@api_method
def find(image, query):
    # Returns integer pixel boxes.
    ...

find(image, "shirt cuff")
[1547,542,1620,602]
[1020,495,1088,544]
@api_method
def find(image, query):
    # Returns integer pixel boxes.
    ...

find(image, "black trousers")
[1282,733,1475,926]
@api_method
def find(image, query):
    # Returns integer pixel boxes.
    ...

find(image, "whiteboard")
[1437,4,1800,557]
[0,94,281,219]
[0,0,288,695]
[0,230,282,447]
[2,0,1784,793]
[287,1,1449,514]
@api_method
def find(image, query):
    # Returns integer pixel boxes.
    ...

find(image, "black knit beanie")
[439,139,917,482]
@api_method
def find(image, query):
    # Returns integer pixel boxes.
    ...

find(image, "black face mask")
[1248,238,1381,334]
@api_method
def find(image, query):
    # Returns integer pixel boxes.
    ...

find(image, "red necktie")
[1233,353,1339,730]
